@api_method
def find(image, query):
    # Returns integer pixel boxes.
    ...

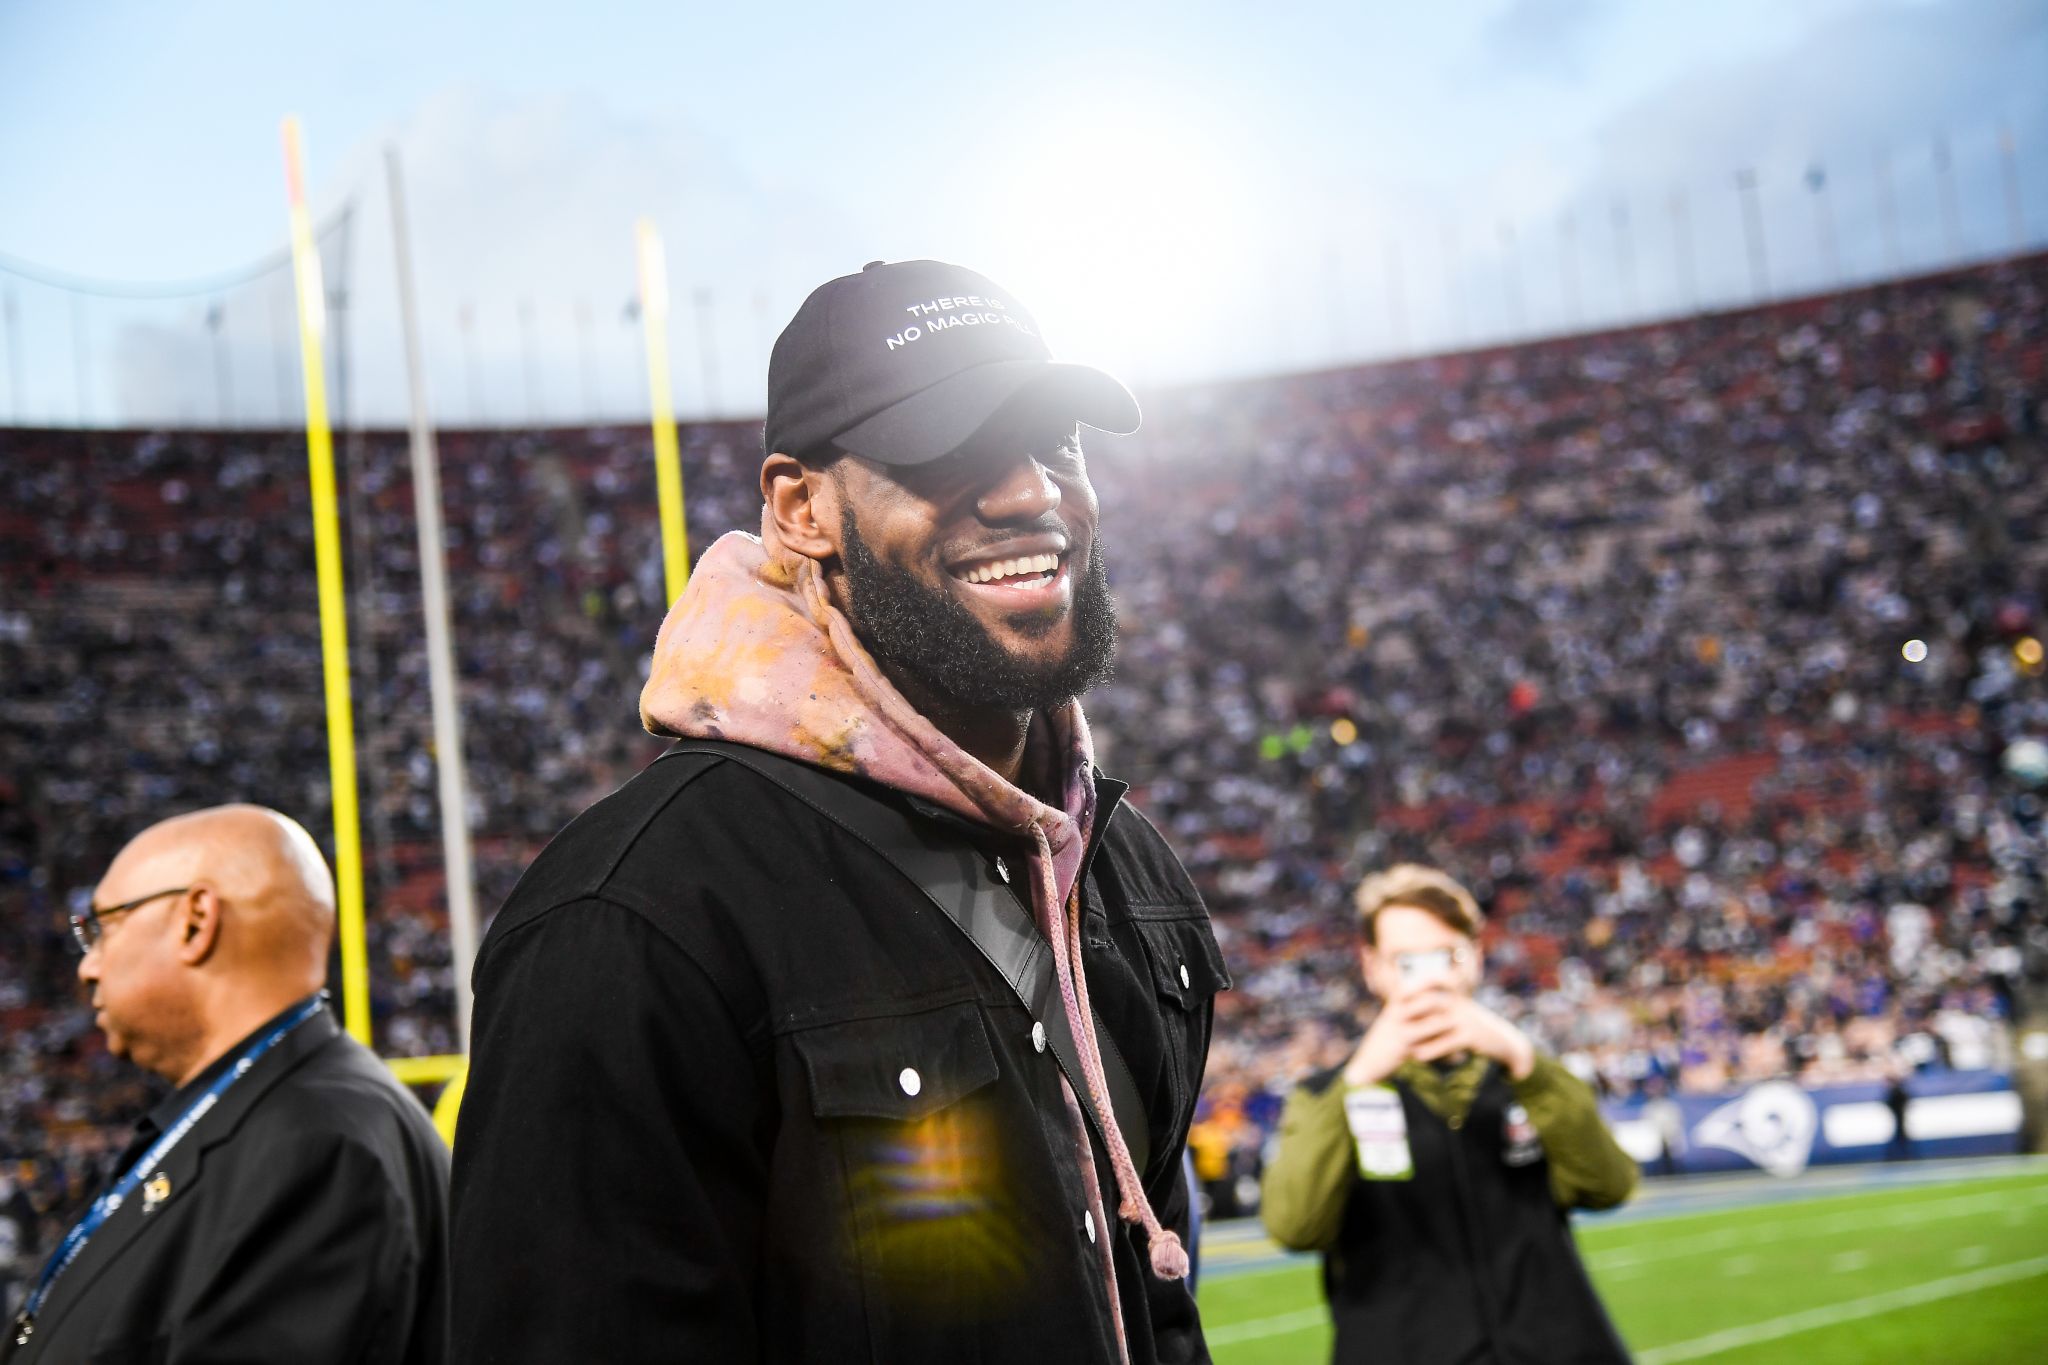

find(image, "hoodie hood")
[639,513,1095,898]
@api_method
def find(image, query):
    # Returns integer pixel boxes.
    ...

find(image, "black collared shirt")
[109,993,327,1182]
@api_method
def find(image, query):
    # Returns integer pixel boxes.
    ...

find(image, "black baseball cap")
[764,259,1140,466]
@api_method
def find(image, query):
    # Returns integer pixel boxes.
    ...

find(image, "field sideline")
[1194,1156,2048,1364]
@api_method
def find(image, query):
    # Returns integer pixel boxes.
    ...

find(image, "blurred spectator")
[1258,863,1634,1364]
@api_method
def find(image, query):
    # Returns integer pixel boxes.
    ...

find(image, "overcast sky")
[2,0,2043,428]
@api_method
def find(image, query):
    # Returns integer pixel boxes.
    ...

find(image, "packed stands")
[5,254,2047,1258]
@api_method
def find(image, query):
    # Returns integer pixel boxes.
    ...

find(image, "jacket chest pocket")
[791,999,1001,1121]
[1131,914,1231,1013]
[1129,914,1231,1129]
[787,1000,1027,1348]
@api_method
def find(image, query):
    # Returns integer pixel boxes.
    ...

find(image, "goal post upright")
[281,115,372,1047]
[635,219,690,602]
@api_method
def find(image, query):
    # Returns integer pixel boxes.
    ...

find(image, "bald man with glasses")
[7,805,449,1364]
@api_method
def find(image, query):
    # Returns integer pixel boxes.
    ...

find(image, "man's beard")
[838,508,1117,713]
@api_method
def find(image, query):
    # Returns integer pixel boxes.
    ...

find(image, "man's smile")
[957,551,1062,586]
[945,534,1074,612]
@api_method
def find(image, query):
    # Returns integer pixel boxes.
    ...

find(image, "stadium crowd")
[5,254,2047,1275]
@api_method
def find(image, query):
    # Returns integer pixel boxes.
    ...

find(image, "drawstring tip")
[1147,1229,1191,1281]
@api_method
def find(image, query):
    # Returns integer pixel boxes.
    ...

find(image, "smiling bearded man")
[450,260,1229,1365]
[837,493,1119,711]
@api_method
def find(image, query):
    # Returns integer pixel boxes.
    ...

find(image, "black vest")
[1316,1063,1631,1365]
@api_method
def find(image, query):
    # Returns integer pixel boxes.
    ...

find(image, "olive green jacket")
[1261,1053,1637,1253]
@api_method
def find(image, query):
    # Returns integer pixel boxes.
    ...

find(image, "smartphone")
[1394,948,1457,988]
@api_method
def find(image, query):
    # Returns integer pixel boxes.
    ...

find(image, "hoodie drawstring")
[1030,823,1191,1281]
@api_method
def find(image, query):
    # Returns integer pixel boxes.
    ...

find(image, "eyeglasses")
[70,887,190,955]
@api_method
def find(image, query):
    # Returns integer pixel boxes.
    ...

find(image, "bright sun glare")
[984,100,1261,385]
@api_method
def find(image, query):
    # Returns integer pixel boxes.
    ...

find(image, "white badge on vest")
[1502,1102,1544,1166]
[1344,1084,1413,1180]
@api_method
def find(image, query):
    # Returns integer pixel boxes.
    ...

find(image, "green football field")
[1195,1157,2048,1364]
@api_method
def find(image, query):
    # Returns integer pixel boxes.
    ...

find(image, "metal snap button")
[1031,1021,1047,1053]
[898,1067,921,1097]
[1084,1209,1097,1243]
[1179,962,1191,990]
[994,856,1011,884]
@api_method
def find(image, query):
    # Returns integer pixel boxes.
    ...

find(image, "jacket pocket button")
[1178,962,1191,990]
[1083,1209,1097,1243]
[898,1067,922,1097]
[1031,1021,1047,1054]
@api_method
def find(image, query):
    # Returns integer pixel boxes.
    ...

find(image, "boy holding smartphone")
[1260,864,1637,1364]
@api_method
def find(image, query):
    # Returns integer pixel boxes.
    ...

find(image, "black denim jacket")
[450,748,1228,1364]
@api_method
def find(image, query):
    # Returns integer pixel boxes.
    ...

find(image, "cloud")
[1477,0,1616,80]
[1592,0,2040,186]
[1411,0,2048,347]
[105,86,867,427]
[1579,0,2048,304]
[345,85,869,426]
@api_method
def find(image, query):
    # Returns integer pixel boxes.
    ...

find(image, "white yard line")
[1201,1255,2048,1354]
[1203,1306,1330,1347]
[1594,1155,2048,1230]
[1632,1255,2048,1364]
[1199,1261,1313,1287]
[1587,1185,2048,1270]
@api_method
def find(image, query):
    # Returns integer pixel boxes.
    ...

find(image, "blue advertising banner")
[1601,1070,2021,1178]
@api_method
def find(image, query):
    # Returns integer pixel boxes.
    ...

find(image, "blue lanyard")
[14,994,326,1341]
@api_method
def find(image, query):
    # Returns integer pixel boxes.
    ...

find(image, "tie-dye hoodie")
[638,513,1188,1336]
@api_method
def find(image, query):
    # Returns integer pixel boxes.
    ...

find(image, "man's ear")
[761,452,839,562]
[176,885,223,966]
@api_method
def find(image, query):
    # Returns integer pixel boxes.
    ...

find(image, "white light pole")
[385,144,481,1050]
